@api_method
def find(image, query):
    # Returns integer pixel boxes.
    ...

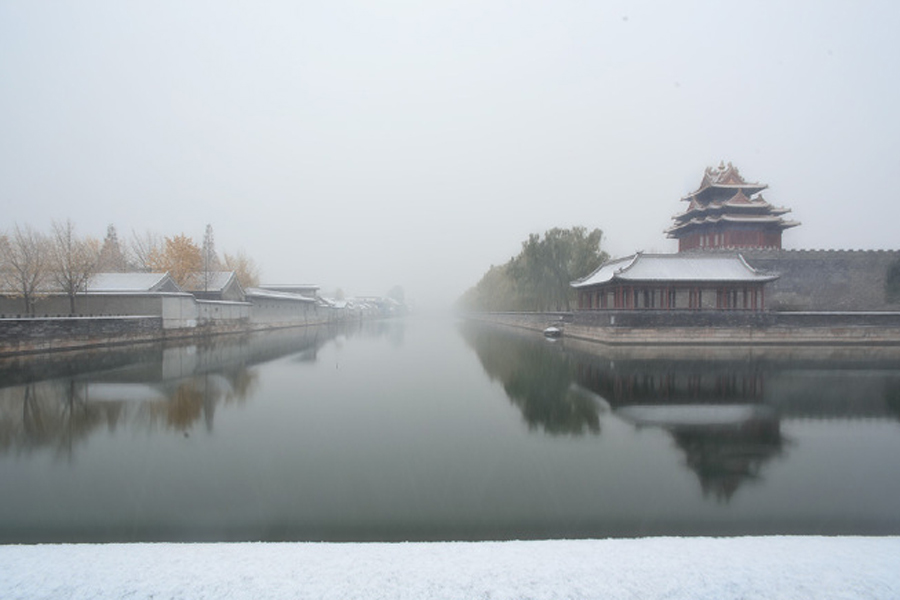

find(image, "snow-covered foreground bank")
[2,537,898,600]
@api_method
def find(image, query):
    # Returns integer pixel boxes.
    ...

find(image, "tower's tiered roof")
[666,163,799,248]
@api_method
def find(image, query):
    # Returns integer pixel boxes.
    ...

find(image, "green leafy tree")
[514,227,608,310]
[459,226,608,312]
[458,261,526,312]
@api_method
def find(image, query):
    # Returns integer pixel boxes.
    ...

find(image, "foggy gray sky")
[2,1,898,308]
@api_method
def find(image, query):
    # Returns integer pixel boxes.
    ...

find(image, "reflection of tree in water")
[574,356,766,407]
[0,381,124,460]
[0,366,260,456]
[162,381,205,431]
[146,368,258,433]
[0,325,332,456]
[223,366,259,402]
[459,323,602,435]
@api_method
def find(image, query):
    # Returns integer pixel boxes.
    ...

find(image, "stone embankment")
[0,289,398,356]
[466,310,900,346]
[0,316,166,356]
[0,313,342,357]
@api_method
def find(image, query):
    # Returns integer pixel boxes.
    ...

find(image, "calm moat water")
[2,316,900,543]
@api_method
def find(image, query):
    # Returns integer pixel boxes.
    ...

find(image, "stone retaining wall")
[0,316,164,356]
[467,310,900,346]
[573,309,900,329]
[0,305,365,356]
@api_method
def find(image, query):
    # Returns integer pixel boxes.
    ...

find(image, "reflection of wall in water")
[0,323,349,457]
[0,381,126,459]
[764,368,900,421]
[461,323,790,500]
[569,346,900,501]
[572,350,900,421]
[574,357,765,407]
[571,351,778,503]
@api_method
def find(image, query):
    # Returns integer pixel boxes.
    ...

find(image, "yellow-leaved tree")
[149,234,202,289]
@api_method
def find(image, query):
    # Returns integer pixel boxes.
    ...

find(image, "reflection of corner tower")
[667,162,799,252]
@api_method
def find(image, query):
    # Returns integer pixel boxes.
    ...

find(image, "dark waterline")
[2,316,900,543]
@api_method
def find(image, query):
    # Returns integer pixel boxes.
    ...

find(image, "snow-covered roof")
[666,214,800,235]
[187,271,238,293]
[87,272,180,293]
[672,191,784,218]
[681,162,768,201]
[244,287,316,303]
[318,297,349,309]
[259,284,320,296]
[571,253,778,288]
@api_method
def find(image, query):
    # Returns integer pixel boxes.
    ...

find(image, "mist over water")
[2,317,899,543]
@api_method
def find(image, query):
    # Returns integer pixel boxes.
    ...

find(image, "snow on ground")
[2,537,898,600]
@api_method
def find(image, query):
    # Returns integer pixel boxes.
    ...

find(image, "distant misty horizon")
[2,1,898,308]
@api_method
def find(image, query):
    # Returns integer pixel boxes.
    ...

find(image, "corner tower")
[667,162,799,252]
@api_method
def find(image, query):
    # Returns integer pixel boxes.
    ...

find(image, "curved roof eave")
[680,183,768,201]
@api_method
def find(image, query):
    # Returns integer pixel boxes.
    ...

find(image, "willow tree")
[513,227,608,311]
[459,226,608,312]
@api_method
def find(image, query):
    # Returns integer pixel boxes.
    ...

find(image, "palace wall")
[738,249,900,311]
[0,293,199,328]
[0,291,353,356]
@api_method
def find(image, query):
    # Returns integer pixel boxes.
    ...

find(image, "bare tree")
[128,229,163,272]
[0,224,51,315]
[50,219,101,314]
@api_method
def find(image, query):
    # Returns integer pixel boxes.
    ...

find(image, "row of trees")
[458,226,609,312]
[0,221,260,314]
